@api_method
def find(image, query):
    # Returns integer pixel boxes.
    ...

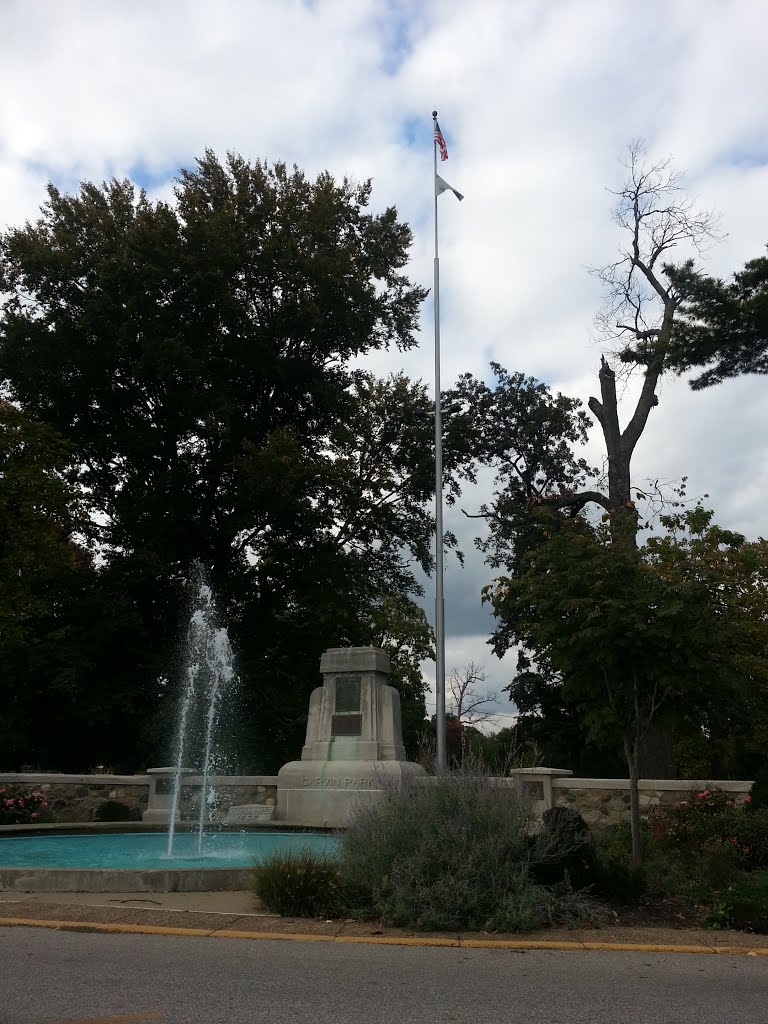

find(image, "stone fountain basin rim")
[0,865,254,892]
[0,823,338,892]
[0,822,331,837]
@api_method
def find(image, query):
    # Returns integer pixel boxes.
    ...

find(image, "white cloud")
[2,0,767,725]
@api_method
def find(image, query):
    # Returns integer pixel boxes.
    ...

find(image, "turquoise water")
[0,831,338,870]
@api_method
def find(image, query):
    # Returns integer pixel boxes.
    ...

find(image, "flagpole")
[432,109,446,774]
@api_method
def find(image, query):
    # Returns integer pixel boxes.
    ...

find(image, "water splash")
[167,571,236,858]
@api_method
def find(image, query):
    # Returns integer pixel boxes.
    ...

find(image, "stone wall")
[0,774,150,823]
[553,777,753,828]
[0,773,279,824]
[173,777,278,823]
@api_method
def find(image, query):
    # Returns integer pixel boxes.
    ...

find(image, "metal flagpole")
[432,109,446,774]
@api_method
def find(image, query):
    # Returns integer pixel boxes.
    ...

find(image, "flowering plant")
[656,787,767,870]
[0,786,49,825]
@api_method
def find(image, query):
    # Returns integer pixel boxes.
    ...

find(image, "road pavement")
[2,926,767,1024]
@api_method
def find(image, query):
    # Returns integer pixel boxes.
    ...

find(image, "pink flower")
[31,813,39,819]
[727,800,734,808]
[743,795,752,804]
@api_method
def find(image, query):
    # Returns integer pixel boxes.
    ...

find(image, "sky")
[2,0,768,731]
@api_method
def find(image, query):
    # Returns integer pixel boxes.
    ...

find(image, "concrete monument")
[273,646,426,827]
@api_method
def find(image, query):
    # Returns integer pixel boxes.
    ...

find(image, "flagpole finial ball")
[432,110,438,118]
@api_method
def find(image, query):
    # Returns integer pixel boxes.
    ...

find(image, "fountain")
[165,567,236,857]
[0,643,424,891]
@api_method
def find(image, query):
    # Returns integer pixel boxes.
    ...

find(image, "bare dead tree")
[553,141,721,548]
[544,143,721,782]
[448,660,499,732]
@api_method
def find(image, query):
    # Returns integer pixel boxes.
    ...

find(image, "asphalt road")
[2,927,766,1024]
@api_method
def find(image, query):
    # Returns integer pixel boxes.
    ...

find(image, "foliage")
[666,251,768,390]
[655,788,768,870]
[720,871,768,933]
[338,766,602,932]
[541,806,589,839]
[0,153,444,770]
[0,786,49,825]
[483,504,768,865]
[250,849,344,918]
[94,800,132,822]
[749,768,768,812]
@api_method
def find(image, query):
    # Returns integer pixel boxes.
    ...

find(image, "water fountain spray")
[167,567,236,858]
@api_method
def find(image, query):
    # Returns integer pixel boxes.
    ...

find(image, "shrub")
[251,849,344,918]
[590,825,646,903]
[697,839,742,887]
[704,870,768,932]
[338,767,601,932]
[749,768,768,812]
[658,788,768,870]
[541,806,589,839]
[94,800,132,822]
[0,786,49,825]
[724,871,768,933]
[530,807,595,891]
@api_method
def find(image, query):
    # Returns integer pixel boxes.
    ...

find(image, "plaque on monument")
[331,713,362,737]
[335,675,361,712]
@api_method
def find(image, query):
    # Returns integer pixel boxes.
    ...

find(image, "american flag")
[434,120,448,161]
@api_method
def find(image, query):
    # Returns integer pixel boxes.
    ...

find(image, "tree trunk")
[636,720,676,778]
[590,356,676,778]
[624,735,643,868]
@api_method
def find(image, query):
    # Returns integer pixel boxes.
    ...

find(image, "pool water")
[0,831,338,870]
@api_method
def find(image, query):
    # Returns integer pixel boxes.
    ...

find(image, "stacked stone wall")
[553,779,752,828]
[0,774,150,823]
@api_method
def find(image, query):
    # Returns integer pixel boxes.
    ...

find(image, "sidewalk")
[1,890,767,952]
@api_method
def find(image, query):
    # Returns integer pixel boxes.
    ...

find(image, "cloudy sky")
[2,0,767,729]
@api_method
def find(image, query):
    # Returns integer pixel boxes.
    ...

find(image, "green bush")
[338,767,601,932]
[0,786,49,824]
[704,870,768,932]
[251,849,344,918]
[724,871,768,932]
[530,807,595,891]
[658,788,768,870]
[749,769,768,812]
[94,800,132,822]
[697,839,742,887]
[589,825,646,903]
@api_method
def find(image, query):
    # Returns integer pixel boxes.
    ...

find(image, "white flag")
[436,174,464,202]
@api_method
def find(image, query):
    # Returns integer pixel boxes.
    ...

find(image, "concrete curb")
[1,916,767,954]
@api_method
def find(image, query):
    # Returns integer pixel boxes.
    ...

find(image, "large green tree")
[0,153,440,770]
[0,403,163,770]
[483,504,767,865]
[665,249,768,389]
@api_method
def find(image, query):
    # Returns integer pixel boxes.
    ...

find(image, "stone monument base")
[275,759,426,828]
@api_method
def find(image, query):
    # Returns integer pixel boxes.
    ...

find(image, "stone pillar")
[142,767,194,824]
[507,767,574,815]
[274,647,426,827]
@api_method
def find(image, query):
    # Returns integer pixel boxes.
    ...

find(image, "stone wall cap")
[320,647,390,675]
[0,773,150,786]
[508,767,574,777]
[552,776,754,790]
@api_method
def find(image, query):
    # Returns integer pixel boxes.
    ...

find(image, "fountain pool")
[0,831,337,871]
[0,830,338,892]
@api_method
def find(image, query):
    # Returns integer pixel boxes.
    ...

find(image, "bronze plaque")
[335,675,361,713]
[331,713,362,737]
